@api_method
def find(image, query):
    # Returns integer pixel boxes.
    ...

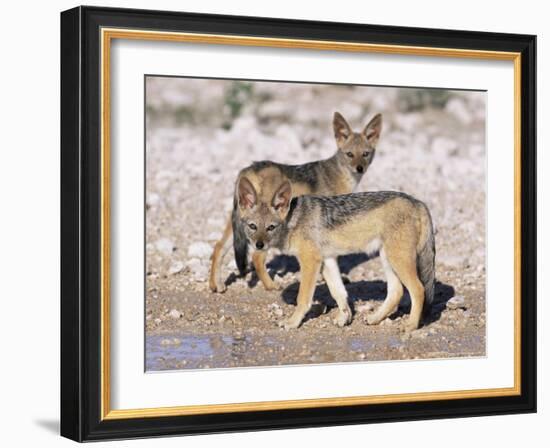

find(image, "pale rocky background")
[144,77,486,370]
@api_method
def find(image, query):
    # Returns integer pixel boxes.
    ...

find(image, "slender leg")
[375,242,424,332]
[208,215,233,293]
[366,248,404,325]
[322,257,352,327]
[399,273,425,332]
[252,250,280,290]
[279,252,321,330]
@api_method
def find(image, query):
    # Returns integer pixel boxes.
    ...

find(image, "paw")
[264,278,282,291]
[213,284,227,294]
[401,319,419,334]
[366,313,383,326]
[333,309,352,327]
[209,277,227,293]
[278,314,303,330]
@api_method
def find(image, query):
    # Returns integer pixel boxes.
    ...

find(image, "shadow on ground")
[281,278,455,327]
[245,253,373,288]
[223,252,455,327]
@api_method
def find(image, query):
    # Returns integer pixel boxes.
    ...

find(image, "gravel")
[168,261,185,275]
[187,242,213,259]
[145,78,487,370]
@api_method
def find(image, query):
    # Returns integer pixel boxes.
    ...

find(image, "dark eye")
[363,151,370,157]
[346,152,353,158]
[266,224,276,232]
[248,223,257,231]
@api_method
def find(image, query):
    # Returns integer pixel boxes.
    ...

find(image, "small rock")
[168,309,183,319]
[154,318,162,324]
[168,261,185,275]
[155,238,175,256]
[267,302,285,317]
[447,295,466,310]
[188,242,212,259]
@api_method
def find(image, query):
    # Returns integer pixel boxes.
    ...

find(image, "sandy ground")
[144,78,486,371]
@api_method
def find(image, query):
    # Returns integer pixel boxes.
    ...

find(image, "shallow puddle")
[145,332,403,371]
[146,333,280,370]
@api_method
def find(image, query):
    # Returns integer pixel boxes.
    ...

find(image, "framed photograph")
[60,6,536,442]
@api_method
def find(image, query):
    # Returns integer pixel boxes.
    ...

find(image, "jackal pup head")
[333,112,382,176]
[237,176,292,251]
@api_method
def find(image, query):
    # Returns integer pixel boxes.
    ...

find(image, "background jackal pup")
[238,178,436,332]
[209,112,383,293]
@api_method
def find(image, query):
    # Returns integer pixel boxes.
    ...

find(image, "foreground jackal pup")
[209,112,383,293]
[238,179,436,332]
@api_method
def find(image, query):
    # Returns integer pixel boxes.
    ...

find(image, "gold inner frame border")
[99,27,522,421]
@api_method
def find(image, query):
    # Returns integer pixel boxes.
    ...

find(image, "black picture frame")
[61,5,536,442]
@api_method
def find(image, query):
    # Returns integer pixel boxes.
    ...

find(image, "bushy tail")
[232,200,249,276]
[417,206,436,312]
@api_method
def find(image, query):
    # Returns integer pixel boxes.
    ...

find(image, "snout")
[356,165,364,174]
[255,241,265,250]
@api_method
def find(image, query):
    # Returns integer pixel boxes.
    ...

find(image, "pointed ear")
[333,112,352,148]
[363,113,382,146]
[272,181,292,214]
[238,176,257,209]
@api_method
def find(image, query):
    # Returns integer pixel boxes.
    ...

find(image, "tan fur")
[279,238,323,330]
[209,112,382,293]
[278,195,433,332]
[209,166,295,292]
[322,257,352,327]
[252,251,279,290]
[208,217,233,293]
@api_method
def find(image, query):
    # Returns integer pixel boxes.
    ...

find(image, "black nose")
[256,241,264,250]
[356,165,364,173]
